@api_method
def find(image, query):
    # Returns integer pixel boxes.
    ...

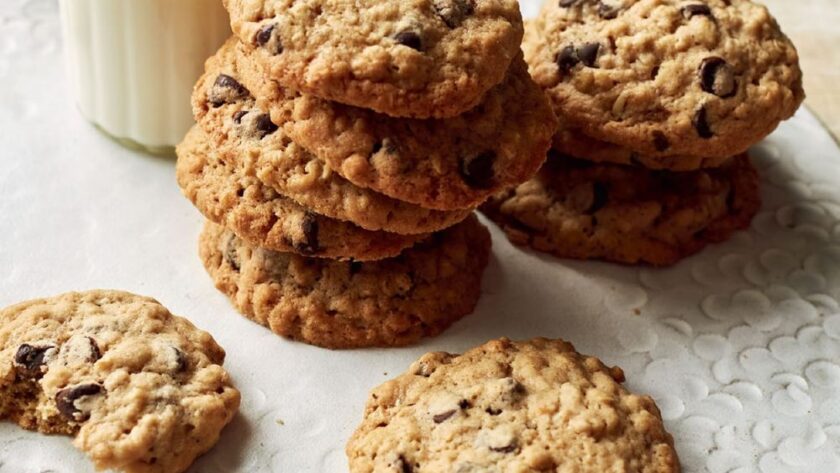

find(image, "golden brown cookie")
[176,125,428,261]
[223,0,524,118]
[524,0,804,165]
[0,290,240,473]
[197,38,556,211]
[552,121,731,171]
[198,215,490,349]
[192,50,472,234]
[481,153,761,266]
[347,337,680,472]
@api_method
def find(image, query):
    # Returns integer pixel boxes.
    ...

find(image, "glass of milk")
[59,0,230,155]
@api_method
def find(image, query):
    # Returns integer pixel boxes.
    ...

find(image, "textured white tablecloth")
[2,1,840,472]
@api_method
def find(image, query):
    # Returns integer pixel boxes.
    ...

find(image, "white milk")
[59,0,230,154]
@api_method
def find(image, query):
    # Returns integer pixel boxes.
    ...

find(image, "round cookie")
[525,0,804,163]
[222,0,524,118]
[176,125,427,262]
[346,337,680,472]
[552,122,731,171]
[481,153,761,266]
[201,38,557,211]
[192,50,472,234]
[0,290,240,473]
[198,215,490,349]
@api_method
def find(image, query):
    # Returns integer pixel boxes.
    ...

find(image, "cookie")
[525,0,804,163]
[481,153,761,266]
[0,290,240,473]
[346,337,680,472]
[198,214,490,349]
[199,38,556,211]
[177,125,427,261]
[222,0,524,118]
[552,121,731,171]
[192,55,472,235]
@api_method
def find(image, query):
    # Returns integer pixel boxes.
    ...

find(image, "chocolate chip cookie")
[200,38,556,211]
[481,153,761,266]
[0,290,240,473]
[193,48,472,234]
[222,0,524,118]
[347,337,679,472]
[552,121,731,171]
[176,125,427,261]
[199,214,490,349]
[525,0,804,164]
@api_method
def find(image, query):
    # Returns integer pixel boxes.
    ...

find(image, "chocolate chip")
[294,213,320,255]
[254,23,283,54]
[395,456,413,473]
[255,114,279,138]
[588,182,609,214]
[558,0,580,6]
[556,45,579,74]
[233,110,248,124]
[650,65,661,80]
[255,24,275,46]
[490,443,518,453]
[349,261,363,275]
[209,74,250,108]
[460,151,496,189]
[433,409,457,423]
[693,106,714,138]
[433,0,474,28]
[214,75,246,93]
[598,1,620,19]
[577,43,600,68]
[699,57,737,98]
[56,383,103,422]
[681,4,713,19]
[14,344,55,376]
[486,407,502,415]
[394,31,423,51]
[652,131,670,152]
[86,337,101,362]
[172,347,187,373]
[458,399,471,409]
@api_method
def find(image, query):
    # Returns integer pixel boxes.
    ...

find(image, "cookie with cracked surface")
[524,0,804,163]
[481,153,760,266]
[193,49,472,234]
[552,122,731,171]
[176,125,427,261]
[347,337,680,472]
[222,0,523,118]
[198,214,490,349]
[202,38,556,211]
[0,290,240,473]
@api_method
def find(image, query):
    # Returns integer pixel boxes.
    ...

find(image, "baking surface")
[2,1,840,472]
[762,0,840,142]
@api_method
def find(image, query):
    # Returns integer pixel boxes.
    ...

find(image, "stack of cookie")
[176,1,556,348]
[483,0,804,266]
